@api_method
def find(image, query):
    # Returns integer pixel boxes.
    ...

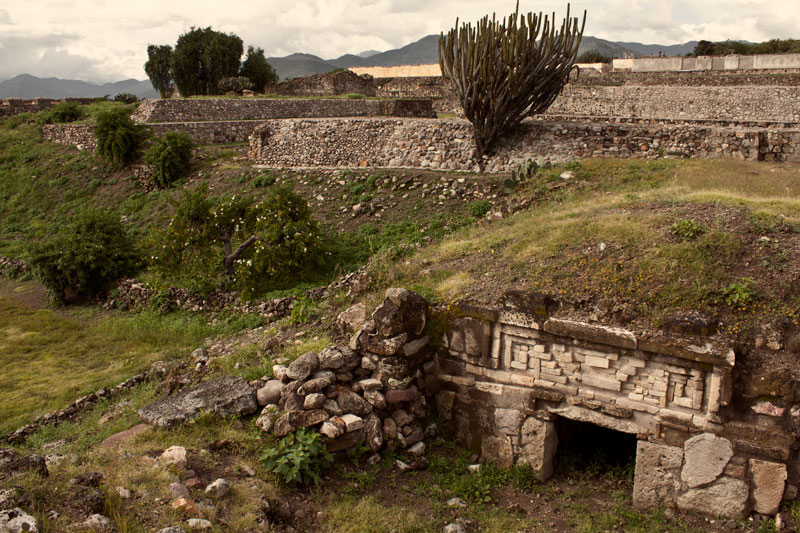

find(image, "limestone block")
[494,408,524,435]
[677,477,749,518]
[750,459,787,515]
[517,417,558,480]
[681,433,733,488]
[632,441,683,509]
[481,435,514,468]
[436,390,455,420]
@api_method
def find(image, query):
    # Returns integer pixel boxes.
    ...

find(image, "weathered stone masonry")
[435,297,793,518]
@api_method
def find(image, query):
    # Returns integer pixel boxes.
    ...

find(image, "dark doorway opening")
[553,418,638,477]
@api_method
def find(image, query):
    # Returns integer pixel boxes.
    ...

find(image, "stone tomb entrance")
[435,295,791,518]
[555,417,638,473]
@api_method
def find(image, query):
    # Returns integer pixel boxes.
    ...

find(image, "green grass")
[0,280,264,435]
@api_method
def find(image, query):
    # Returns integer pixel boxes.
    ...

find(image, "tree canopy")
[240,46,278,93]
[144,44,173,98]
[171,27,244,97]
[693,38,800,56]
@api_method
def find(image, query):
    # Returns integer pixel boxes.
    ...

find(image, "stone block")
[633,441,683,509]
[677,477,749,519]
[681,433,733,488]
[544,319,637,349]
[495,408,524,435]
[481,435,514,468]
[581,374,622,392]
[517,417,558,480]
[750,459,787,515]
[584,355,610,368]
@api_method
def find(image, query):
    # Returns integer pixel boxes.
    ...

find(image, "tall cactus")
[439,3,585,156]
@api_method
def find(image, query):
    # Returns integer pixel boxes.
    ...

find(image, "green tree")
[145,131,194,188]
[94,107,150,167]
[239,46,278,93]
[439,4,585,156]
[144,44,173,98]
[171,27,243,96]
[28,208,140,304]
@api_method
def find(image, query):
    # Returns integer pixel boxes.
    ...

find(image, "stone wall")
[249,117,800,172]
[349,64,443,78]
[547,85,800,123]
[132,97,433,123]
[41,124,97,151]
[435,296,793,518]
[267,70,375,97]
[0,97,98,117]
[613,53,800,72]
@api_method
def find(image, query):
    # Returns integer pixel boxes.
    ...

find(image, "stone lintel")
[529,385,565,403]
[638,336,733,367]
[543,318,637,350]
[551,405,646,434]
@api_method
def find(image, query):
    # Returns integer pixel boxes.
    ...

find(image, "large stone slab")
[138,376,258,427]
[681,433,733,488]
[677,477,749,518]
[481,435,514,468]
[517,417,558,479]
[632,441,683,509]
[750,459,787,515]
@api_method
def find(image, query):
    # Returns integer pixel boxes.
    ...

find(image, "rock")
[297,374,335,395]
[0,489,17,511]
[273,364,289,381]
[336,388,373,416]
[391,409,413,427]
[361,333,408,356]
[677,477,749,518]
[115,487,131,499]
[0,508,38,533]
[385,386,418,404]
[286,352,319,381]
[82,514,115,531]
[518,417,558,479]
[191,348,208,363]
[360,355,378,370]
[323,428,365,452]
[383,418,398,440]
[283,393,304,412]
[99,424,151,449]
[341,414,364,432]
[408,442,426,456]
[403,336,429,357]
[169,482,190,499]
[632,441,683,509]
[481,435,514,468]
[404,428,424,447]
[378,357,410,381]
[304,393,326,410]
[364,390,386,409]
[681,433,733,488]
[156,529,186,533]
[256,380,283,406]
[364,414,384,452]
[0,449,48,480]
[186,518,212,531]
[395,459,412,472]
[447,497,467,508]
[256,405,279,432]
[378,288,427,338]
[424,423,439,438]
[273,410,329,438]
[138,376,258,427]
[205,478,230,499]
[443,522,467,533]
[359,378,383,391]
[467,464,481,473]
[320,417,346,439]
[71,471,104,487]
[318,347,345,370]
[159,446,188,470]
[750,459,787,515]
[170,498,199,516]
[323,399,343,416]
[337,303,368,335]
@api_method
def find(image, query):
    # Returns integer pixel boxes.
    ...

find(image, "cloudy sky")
[1,0,799,83]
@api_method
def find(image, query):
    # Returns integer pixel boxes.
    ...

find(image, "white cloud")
[1,0,798,82]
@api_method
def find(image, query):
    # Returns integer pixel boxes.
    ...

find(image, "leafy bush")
[94,107,149,167]
[48,101,84,123]
[145,131,193,188]
[722,278,757,308]
[218,76,254,94]
[576,51,613,63]
[261,428,332,485]
[113,93,138,104]
[670,219,704,241]
[151,185,322,296]
[253,172,275,188]
[27,208,140,304]
[469,200,492,219]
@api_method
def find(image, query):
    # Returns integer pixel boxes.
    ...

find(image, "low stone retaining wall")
[249,117,800,172]
[41,124,97,151]
[0,97,98,117]
[435,295,794,518]
[132,98,434,123]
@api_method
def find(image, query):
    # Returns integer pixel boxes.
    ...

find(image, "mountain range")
[0,36,700,99]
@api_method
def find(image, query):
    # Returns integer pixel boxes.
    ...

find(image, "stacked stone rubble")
[255,289,437,456]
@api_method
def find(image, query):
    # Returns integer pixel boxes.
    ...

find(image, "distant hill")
[0,74,158,99]
[577,36,639,59]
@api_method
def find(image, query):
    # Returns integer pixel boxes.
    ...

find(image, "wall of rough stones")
[435,295,793,518]
[267,70,376,97]
[547,85,800,123]
[0,97,98,117]
[249,117,800,172]
[41,124,97,151]
[132,97,434,123]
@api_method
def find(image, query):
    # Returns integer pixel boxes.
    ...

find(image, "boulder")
[0,449,48,480]
[286,352,319,381]
[364,390,386,409]
[361,333,408,356]
[256,405,279,432]
[318,347,345,370]
[273,410,329,438]
[0,508,38,533]
[256,380,283,406]
[99,424,151,449]
[205,478,230,499]
[681,433,733,488]
[364,414,384,452]
[750,459,787,515]
[159,446,187,470]
[632,441,683,509]
[323,399,343,416]
[320,417,346,439]
[517,417,557,479]
[385,386,418,405]
[376,288,428,338]
[304,393,326,410]
[0,489,17,511]
[337,303,368,335]
[495,408,524,435]
[186,518,212,531]
[336,388,373,417]
[82,514,115,532]
[138,376,257,427]
[677,477,749,518]
[341,414,365,432]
